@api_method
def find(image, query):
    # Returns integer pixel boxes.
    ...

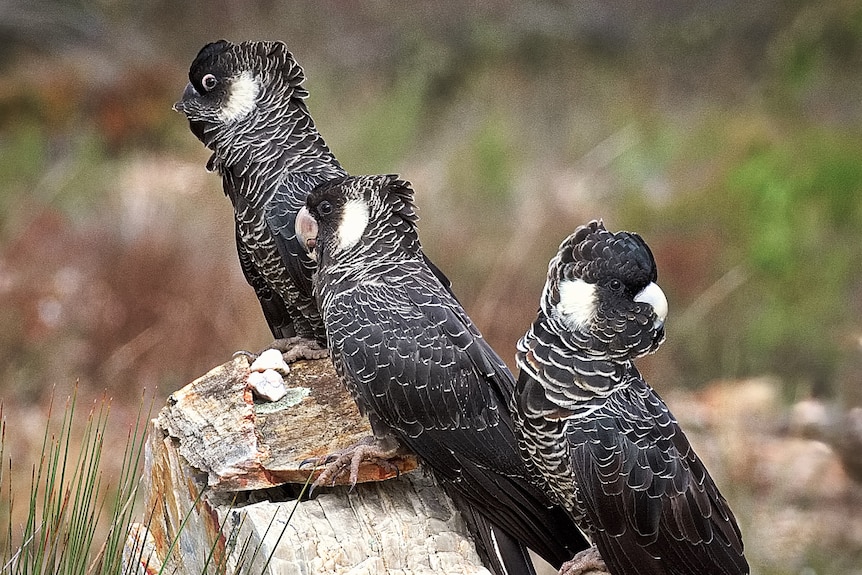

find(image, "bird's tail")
[449,491,538,575]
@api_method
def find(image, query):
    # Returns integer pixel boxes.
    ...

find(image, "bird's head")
[295,175,419,266]
[543,220,667,358]
[173,39,308,147]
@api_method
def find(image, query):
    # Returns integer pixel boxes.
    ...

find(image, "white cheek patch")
[337,200,370,251]
[219,72,260,122]
[556,278,597,329]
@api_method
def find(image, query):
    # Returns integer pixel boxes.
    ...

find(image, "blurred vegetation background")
[1,1,862,573]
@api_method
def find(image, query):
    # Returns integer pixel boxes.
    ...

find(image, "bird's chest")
[236,212,289,273]
[518,411,583,512]
[328,349,370,416]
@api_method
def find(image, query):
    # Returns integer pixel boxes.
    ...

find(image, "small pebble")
[250,349,290,375]
[248,369,288,402]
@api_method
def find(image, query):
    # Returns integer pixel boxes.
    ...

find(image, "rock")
[125,355,501,575]
[247,370,288,402]
[156,355,418,490]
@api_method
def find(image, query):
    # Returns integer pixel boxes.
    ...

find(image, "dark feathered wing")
[323,264,586,570]
[566,373,747,575]
[221,163,335,342]
[515,220,746,574]
[265,174,325,330]
[180,41,460,346]
[235,229,295,339]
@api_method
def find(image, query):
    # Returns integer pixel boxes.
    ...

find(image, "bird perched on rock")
[295,174,589,575]
[513,220,748,575]
[174,40,451,361]
[173,40,344,358]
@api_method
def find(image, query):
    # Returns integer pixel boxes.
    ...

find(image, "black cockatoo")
[174,40,343,357]
[174,40,451,360]
[295,174,589,575]
[513,220,748,575]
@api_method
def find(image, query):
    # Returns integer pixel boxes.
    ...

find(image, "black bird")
[513,221,748,575]
[173,40,345,356]
[174,40,452,358]
[295,174,589,575]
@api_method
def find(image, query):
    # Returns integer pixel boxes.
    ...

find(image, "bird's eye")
[201,74,218,92]
[317,200,333,216]
[608,278,624,292]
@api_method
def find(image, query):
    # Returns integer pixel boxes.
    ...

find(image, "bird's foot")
[559,546,607,575]
[232,349,258,361]
[233,336,327,364]
[303,435,402,491]
[267,336,329,363]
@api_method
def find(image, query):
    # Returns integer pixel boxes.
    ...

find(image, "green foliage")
[770,1,862,95]
[618,113,862,393]
[724,127,862,389]
[0,386,308,575]
[447,110,516,205]
[0,125,109,242]
[322,43,449,174]
[0,125,46,190]
[0,388,149,575]
[335,74,426,173]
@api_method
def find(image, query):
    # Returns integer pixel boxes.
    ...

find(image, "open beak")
[172,82,199,113]
[295,207,319,257]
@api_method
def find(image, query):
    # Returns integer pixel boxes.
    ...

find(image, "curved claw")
[233,349,258,361]
[300,454,342,496]
[305,436,402,492]
[560,545,607,575]
[298,457,318,469]
[265,336,329,363]
[299,455,335,469]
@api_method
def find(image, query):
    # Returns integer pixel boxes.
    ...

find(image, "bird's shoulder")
[324,262,482,357]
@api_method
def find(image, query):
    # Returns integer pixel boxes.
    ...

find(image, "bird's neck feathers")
[205,70,344,187]
[517,313,634,406]
[211,99,341,172]
[518,273,667,407]
[515,270,638,401]
[538,290,652,366]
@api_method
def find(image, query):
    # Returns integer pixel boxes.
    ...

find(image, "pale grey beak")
[295,206,319,257]
[634,282,668,327]
[172,82,199,113]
